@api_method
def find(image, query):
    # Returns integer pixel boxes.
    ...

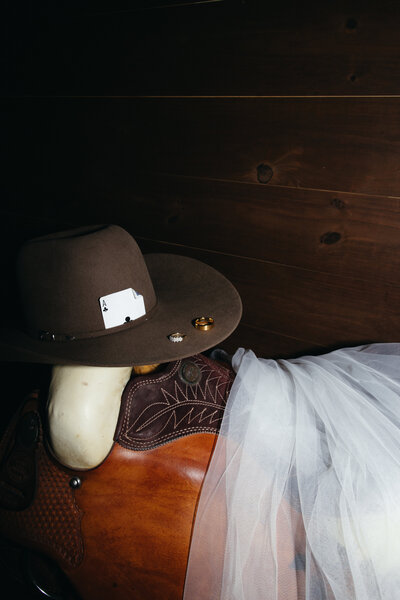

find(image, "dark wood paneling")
[138,238,400,350]
[5,1,400,96]
[122,98,400,197]
[4,98,400,200]
[1,210,393,357]
[221,323,325,359]
[3,2,400,362]
[0,212,327,363]
[6,171,400,286]
[111,175,400,286]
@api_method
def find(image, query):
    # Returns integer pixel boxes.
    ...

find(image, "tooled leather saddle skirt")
[0,353,234,600]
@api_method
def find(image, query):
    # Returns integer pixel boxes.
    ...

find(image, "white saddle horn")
[47,365,133,470]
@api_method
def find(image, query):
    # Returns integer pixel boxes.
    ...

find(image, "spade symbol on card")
[99,288,146,329]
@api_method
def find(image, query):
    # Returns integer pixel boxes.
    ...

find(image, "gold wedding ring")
[193,317,215,331]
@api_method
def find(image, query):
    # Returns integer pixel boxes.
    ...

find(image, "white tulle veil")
[183,344,400,599]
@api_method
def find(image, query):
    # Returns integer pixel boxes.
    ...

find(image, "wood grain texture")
[4,97,400,199]
[5,0,400,96]
[3,2,400,362]
[221,323,325,359]
[5,171,400,286]
[138,238,400,351]
[108,174,400,286]
[0,214,345,361]
[119,98,400,197]
[2,176,400,358]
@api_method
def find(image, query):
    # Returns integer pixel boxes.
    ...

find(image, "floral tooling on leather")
[115,353,234,451]
[0,395,83,569]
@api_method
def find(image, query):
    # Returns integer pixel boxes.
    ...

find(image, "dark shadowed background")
[2,0,400,389]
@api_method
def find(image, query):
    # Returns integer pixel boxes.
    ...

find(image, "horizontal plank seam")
[135,172,400,201]
[77,0,224,16]
[2,214,400,286]
[238,321,325,348]
[5,95,400,100]
[235,326,376,355]
[136,235,400,287]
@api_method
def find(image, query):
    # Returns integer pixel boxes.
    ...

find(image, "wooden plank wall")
[3,0,400,373]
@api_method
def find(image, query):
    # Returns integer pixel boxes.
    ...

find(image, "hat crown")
[17,225,156,340]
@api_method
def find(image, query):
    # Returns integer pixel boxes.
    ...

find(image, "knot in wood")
[256,163,273,184]
[320,232,341,245]
[330,198,346,210]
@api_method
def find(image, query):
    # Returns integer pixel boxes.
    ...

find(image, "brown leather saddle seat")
[0,352,234,600]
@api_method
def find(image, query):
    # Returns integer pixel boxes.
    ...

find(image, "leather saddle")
[0,353,234,599]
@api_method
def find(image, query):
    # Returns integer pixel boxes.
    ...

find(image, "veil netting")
[183,343,400,600]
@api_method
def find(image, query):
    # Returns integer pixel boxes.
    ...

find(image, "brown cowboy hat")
[0,225,242,366]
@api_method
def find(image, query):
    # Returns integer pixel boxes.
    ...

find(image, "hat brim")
[0,254,242,366]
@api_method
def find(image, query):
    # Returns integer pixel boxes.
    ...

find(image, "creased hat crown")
[0,223,242,366]
[17,225,157,341]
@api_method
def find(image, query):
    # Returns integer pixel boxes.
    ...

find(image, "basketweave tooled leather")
[0,395,84,569]
[115,353,235,451]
